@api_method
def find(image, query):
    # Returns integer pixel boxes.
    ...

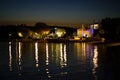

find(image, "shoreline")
[0,38,120,47]
[9,38,105,43]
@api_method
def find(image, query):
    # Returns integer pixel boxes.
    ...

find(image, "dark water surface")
[0,41,120,80]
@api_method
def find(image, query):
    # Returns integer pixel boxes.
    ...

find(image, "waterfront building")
[77,24,94,38]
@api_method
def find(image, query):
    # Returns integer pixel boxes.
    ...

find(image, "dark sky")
[0,0,120,26]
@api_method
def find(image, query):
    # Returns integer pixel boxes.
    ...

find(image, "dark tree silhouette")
[35,22,49,28]
[100,18,120,42]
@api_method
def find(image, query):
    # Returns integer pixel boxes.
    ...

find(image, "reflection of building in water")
[82,43,86,57]
[9,42,12,71]
[45,43,51,78]
[35,42,39,68]
[76,43,94,62]
[60,44,67,75]
[60,44,67,68]
[46,43,49,65]
[15,42,22,76]
[92,46,98,80]
[45,43,67,78]
[50,43,67,67]
[48,43,59,64]
[18,42,22,71]
[76,43,86,61]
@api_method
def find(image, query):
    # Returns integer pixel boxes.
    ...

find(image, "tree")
[35,22,49,28]
[100,18,120,42]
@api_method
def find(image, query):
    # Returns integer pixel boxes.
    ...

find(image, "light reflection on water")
[92,46,98,80]
[35,42,39,68]
[18,42,22,72]
[2,41,119,80]
[9,42,12,71]
[46,43,49,66]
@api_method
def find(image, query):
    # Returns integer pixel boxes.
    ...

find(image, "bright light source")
[55,28,66,38]
[74,36,80,40]
[90,24,99,29]
[56,32,63,37]
[18,32,23,37]
[9,34,11,36]
[94,24,99,29]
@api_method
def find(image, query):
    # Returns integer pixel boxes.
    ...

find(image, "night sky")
[0,0,120,26]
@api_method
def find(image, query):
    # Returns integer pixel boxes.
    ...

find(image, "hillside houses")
[0,22,100,41]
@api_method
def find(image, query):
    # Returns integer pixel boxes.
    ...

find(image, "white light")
[18,42,22,71]
[9,34,12,36]
[94,24,99,29]
[60,44,67,67]
[9,42,12,71]
[92,46,98,79]
[35,42,39,68]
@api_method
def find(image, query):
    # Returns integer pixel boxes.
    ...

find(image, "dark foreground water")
[0,41,120,80]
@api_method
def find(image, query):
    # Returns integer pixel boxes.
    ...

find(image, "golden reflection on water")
[18,42,22,71]
[55,44,60,63]
[18,42,22,77]
[93,46,98,80]
[45,43,51,78]
[46,43,49,65]
[76,43,87,62]
[35,42,39,68]
[9,42,12,71]
[7,42,99,79]
[60,44,67,68]
[9,41,22,72]
[82,43,86,56]
[45,43,68,78]
[63,44,67,66]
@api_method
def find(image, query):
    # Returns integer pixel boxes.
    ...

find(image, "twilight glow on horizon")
[0,0,120,26]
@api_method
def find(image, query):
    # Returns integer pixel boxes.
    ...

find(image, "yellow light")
[101,38,105,42]
[46,43,49,65]
[74,36,80,40]
[55,28,66,38]
[18,32,23,37]
[42,31,49,35]
[92,46,98,79]
[56,32,63,37]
